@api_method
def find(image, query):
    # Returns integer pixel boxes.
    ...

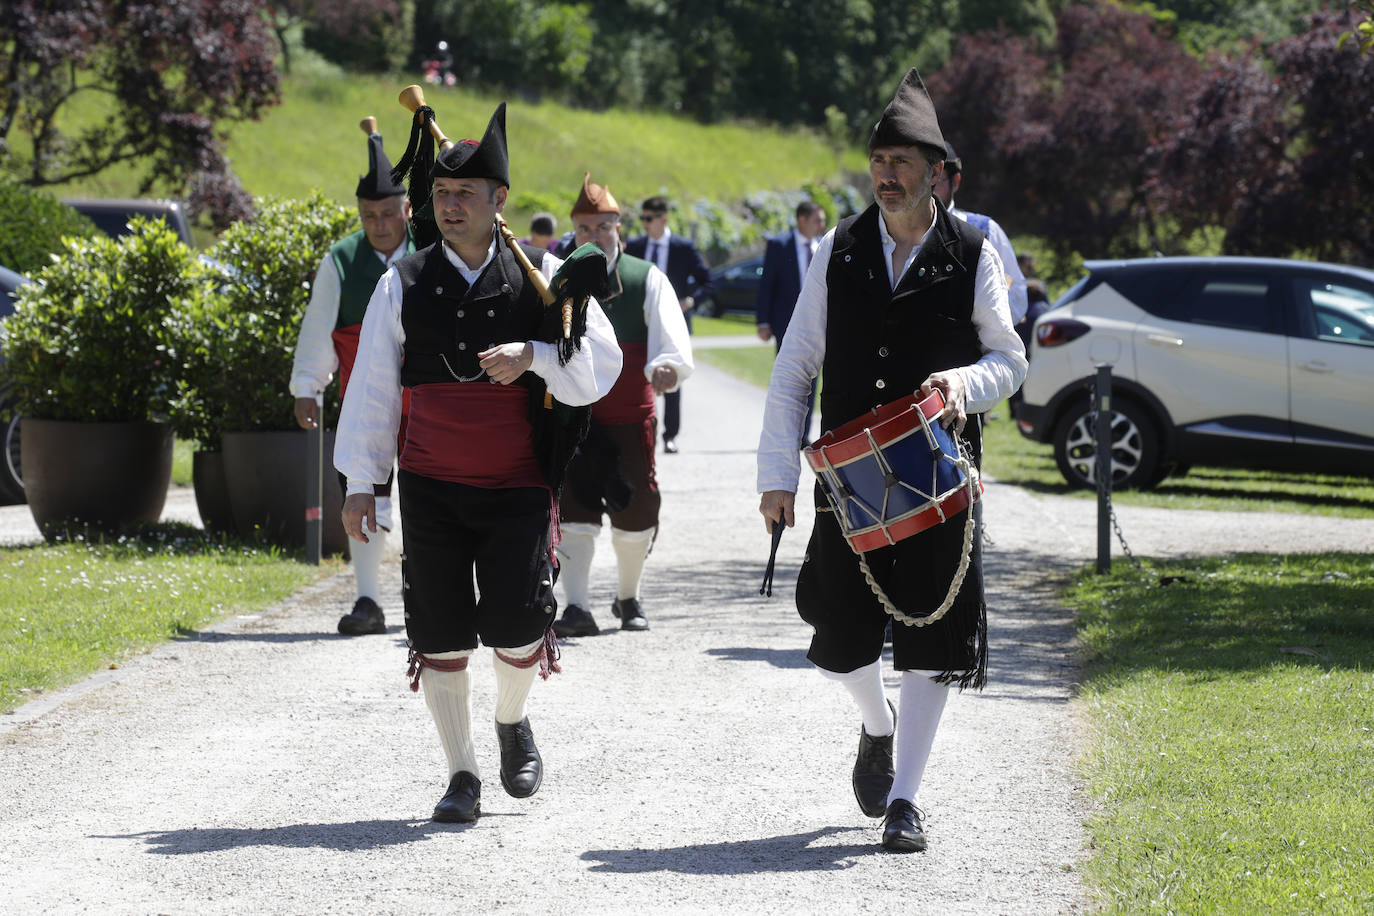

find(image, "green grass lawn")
[1069,553,1374,914]
[0,525,337,713]
[695,340,1374,519]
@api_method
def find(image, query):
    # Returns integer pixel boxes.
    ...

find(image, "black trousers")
[398,470,556,653]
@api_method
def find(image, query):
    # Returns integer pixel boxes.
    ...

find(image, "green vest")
[329,228,415,329]
[603,253,651,344]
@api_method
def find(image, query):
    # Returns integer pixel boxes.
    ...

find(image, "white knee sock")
[554,523,598,609]
[350,527,387,602]
[818,658,894,737]
[419,650,478,779]
[888,669,950,807]
[492,637,543,725]
[610,527,655,600]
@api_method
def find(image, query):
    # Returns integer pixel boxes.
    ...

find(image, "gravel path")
[3,350,1371,915]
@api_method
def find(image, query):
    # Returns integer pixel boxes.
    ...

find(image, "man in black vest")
[335,103,623,825]
[291,124,412,637]
[756,69,1026,853]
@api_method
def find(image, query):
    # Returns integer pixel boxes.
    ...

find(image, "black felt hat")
[356,132,405,200]
[433,103,509,187]
[868,68,946,157]
[943,141,962,175]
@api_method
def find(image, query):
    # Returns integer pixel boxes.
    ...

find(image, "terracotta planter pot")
[21,418,172,538]
[191,450,235,535]
[221,429,348,556]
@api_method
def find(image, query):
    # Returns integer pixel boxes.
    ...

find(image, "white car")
[1015,257,1374,489]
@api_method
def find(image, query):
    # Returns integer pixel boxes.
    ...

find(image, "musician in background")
[551,174,693,638]
[756,69,1025,853]
[936,141,1028,324]
[335,103,623,824]
[290,124,413,637]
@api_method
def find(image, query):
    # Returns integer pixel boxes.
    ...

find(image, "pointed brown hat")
[868,68,945,156]
[570,172,620,216]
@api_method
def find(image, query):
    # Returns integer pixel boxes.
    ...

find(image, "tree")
[0,0,281,230]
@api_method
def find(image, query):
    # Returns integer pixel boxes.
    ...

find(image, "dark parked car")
[1017,256,1374,489]
[700,254,764,317]
[61,197,194,247]
[0,265,31,503]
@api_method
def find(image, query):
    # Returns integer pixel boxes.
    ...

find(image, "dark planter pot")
[221,430,348,556]
[21,418,172,538]
[191,450,235,535]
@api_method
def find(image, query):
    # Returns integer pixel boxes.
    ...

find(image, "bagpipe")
[763,389,982,629]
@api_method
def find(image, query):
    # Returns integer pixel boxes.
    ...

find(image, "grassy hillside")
[46,68,868,238]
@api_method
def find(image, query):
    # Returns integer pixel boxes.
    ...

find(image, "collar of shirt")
[374,238,409,268]
[876,209,938,290]
[441,236,497,286]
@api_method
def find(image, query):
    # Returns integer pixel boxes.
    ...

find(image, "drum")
[804,390,981,554]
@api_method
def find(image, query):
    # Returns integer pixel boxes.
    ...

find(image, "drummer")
[756,68,1026,853]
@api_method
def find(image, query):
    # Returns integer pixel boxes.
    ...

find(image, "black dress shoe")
[852,699,895,818]
[337,596,386,635]
[881,799,927,852]
[663,438,679,454]
[612,597,649,631]
[496,717,543,798]
[552,604,599,637]
[433,770,480,823]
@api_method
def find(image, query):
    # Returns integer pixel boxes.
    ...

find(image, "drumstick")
[759,522,785,596]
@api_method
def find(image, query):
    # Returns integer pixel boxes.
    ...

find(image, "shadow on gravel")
[172,628,408,645]
[582,826,876,873]
[94,818,479,854]
[704,646,810,668]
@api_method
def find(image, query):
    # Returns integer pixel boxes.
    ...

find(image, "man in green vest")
[551,174,694,638]
[290,125,414,636]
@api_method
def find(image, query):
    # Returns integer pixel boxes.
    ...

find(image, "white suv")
[1015,257,1374,489]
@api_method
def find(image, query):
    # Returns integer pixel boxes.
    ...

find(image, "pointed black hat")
[356,131,406,200]
[433,103,509,187]
[868,68,946,156]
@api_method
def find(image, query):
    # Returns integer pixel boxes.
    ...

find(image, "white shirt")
[335,239,624,495]
[607,248,695,391]
[289,237,410,398]
[756,212,1028,494]
[793,231,819,286]
[949,202,1028,323]
[643,226,672,274]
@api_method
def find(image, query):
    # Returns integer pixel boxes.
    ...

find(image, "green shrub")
[0,218,198,422]
[0,178,100,276]
[170,192,356,439]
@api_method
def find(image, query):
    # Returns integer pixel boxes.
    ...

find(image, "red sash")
[401,383,543,489]
[592,342,655,426]
[333,323,410,453]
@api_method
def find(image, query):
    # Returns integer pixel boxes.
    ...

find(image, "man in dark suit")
[625,196,712,453]
[756,200,826,443]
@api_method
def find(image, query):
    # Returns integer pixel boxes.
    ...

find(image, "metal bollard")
[305,394,323,566]
[1095,365,1112,574]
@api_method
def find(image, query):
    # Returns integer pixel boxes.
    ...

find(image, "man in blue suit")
[756,200,827,443]
[625,196,713,453]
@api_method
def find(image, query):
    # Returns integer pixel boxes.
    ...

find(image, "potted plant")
[0,218,197,536]
[177,192,356,553]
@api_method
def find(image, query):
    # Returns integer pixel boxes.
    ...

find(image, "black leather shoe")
[337,596,386,635]
[496,717,543,798]
[881,799,927,852]
[552,604,599,637]
[612,597,649,631]
[663,438,679,454]
[852,699,895,818]
[433,770,480,823]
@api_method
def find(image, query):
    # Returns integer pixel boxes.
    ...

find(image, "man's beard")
[874,180,933,216]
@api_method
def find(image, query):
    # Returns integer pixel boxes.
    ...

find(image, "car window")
[1178,274,1281,333]
[1103,269,1189,318]
[1293,278,1374,346]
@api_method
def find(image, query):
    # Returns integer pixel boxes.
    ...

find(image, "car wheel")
[1052,398,1161,491]
[0,404,22,504]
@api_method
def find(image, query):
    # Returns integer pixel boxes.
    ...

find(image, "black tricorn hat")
[868,68,946,157]
[433,103,509,187]
[356,132,406,200]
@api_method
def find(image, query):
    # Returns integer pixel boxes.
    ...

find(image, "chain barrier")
[1088,379,1144,572]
